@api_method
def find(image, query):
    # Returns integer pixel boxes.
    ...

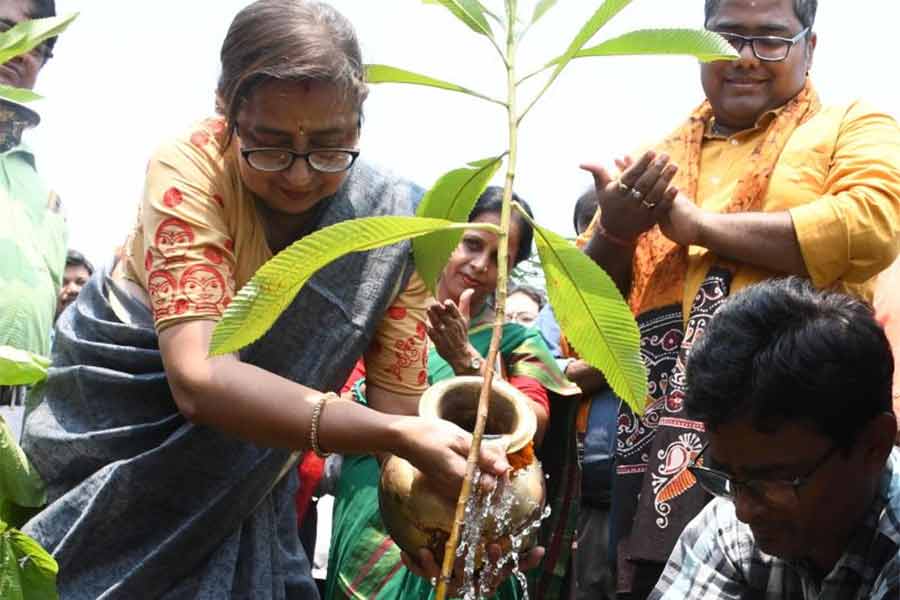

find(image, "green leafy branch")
[0,13,78,103]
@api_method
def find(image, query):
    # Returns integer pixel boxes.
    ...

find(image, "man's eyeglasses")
[240,146,359,174]
[712,27,810,62]
[687,440,839,507]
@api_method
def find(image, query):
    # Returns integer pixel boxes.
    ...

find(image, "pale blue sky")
[24,1,900,266]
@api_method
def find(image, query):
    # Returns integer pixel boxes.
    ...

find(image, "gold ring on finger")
[615,180,630,194]
[641,198,657,209]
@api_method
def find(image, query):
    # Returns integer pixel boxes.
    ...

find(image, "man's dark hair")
[704,0,817,30]
[573,188,599,236]
[469,186,535,266]
[685,277,893,450]
[65,249,93,276]
[509,285,545,310]
[26,0,57,57]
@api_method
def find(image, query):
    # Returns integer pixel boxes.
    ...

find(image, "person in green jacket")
[0,0,67,405]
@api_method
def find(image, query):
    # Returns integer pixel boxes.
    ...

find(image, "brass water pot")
[379,376,546,562]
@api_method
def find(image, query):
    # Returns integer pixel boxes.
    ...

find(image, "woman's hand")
[401,544,545,597]
[427,289,482,375]
[581,150,679,244]
[391,415,510,500]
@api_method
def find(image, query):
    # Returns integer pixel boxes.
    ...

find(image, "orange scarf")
[632,80,821,314]
[581,80,822,316]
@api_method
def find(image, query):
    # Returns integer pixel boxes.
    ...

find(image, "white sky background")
[25,1,900,267]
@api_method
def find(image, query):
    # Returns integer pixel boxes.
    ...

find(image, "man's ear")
[805,31,818,74]
[862,412,897,471]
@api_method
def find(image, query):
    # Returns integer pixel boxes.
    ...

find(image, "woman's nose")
[281,156,314,187]
[471,253,489,272]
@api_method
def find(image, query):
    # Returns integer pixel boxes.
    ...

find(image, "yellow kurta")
[684,100,900,314]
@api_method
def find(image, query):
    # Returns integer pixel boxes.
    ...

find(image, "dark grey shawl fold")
[21,161,422,599]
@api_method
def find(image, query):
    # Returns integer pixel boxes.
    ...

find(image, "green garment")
[325,322,576,599]
[0,145,66,357]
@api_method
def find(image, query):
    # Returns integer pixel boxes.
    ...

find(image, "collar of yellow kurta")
[704,103,788,140]
[575,80,821,319]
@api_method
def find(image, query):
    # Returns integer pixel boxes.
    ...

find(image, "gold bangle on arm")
[310,392,338,458]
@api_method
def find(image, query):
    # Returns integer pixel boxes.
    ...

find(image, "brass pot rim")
[418,375,537,454]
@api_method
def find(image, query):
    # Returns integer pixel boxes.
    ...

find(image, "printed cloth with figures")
[116,117,429,394]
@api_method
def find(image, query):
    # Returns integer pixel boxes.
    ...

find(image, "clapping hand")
[582,149,711,249]
[426,289,484,375]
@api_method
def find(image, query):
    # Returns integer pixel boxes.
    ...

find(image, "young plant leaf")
[0,85,41,104]
[413,156,504,293]
[552,28,739,64]
[0,347,49,387]
[0,521,58,600]
[422,0,493,37]
[531,0,558,25]
[530,222,647,413]
[0,13,78,66]
[548,0,632,80]
[0,416,46,512]
[366,65,504,106]
[209,216,501,356]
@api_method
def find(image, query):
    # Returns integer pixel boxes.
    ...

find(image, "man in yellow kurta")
[578,0,900,597]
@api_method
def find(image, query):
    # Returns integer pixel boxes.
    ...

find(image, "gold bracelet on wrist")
[310,392,337,458]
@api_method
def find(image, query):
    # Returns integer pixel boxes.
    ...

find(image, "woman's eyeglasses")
[711,27,810,62]
[240,147,359,174]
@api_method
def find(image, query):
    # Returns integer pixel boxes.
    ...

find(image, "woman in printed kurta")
[326,187,578,600]
[20,2,509,598]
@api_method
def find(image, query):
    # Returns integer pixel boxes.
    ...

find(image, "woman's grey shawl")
[21,161,421,599]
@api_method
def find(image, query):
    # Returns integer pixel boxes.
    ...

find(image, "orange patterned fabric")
[580,80,900,319]
[119,117,428,394]
[628,80,822,316]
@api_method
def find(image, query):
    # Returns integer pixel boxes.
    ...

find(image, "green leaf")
[0,14,78,66]
[0,86,41,104]
[0,416,45,514]
[422,0,493,37]
[0,347,49,387]
[531,0,557,24]
[548,0,632,80]
[209,217,500,356]
[530,222,647,413]
[558,28,739,63]
[366,65,503,105]
[413,156,504,293]
[0,522,58,600]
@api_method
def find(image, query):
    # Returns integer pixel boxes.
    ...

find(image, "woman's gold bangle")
[310,392,337,458]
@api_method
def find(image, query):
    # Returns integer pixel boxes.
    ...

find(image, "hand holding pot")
[391,415,510,501]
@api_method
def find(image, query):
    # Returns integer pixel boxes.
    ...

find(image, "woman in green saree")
[326,187,577,599]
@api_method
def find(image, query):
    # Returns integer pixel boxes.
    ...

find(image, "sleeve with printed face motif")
[140,119,237,331]
[364,272,430,395]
